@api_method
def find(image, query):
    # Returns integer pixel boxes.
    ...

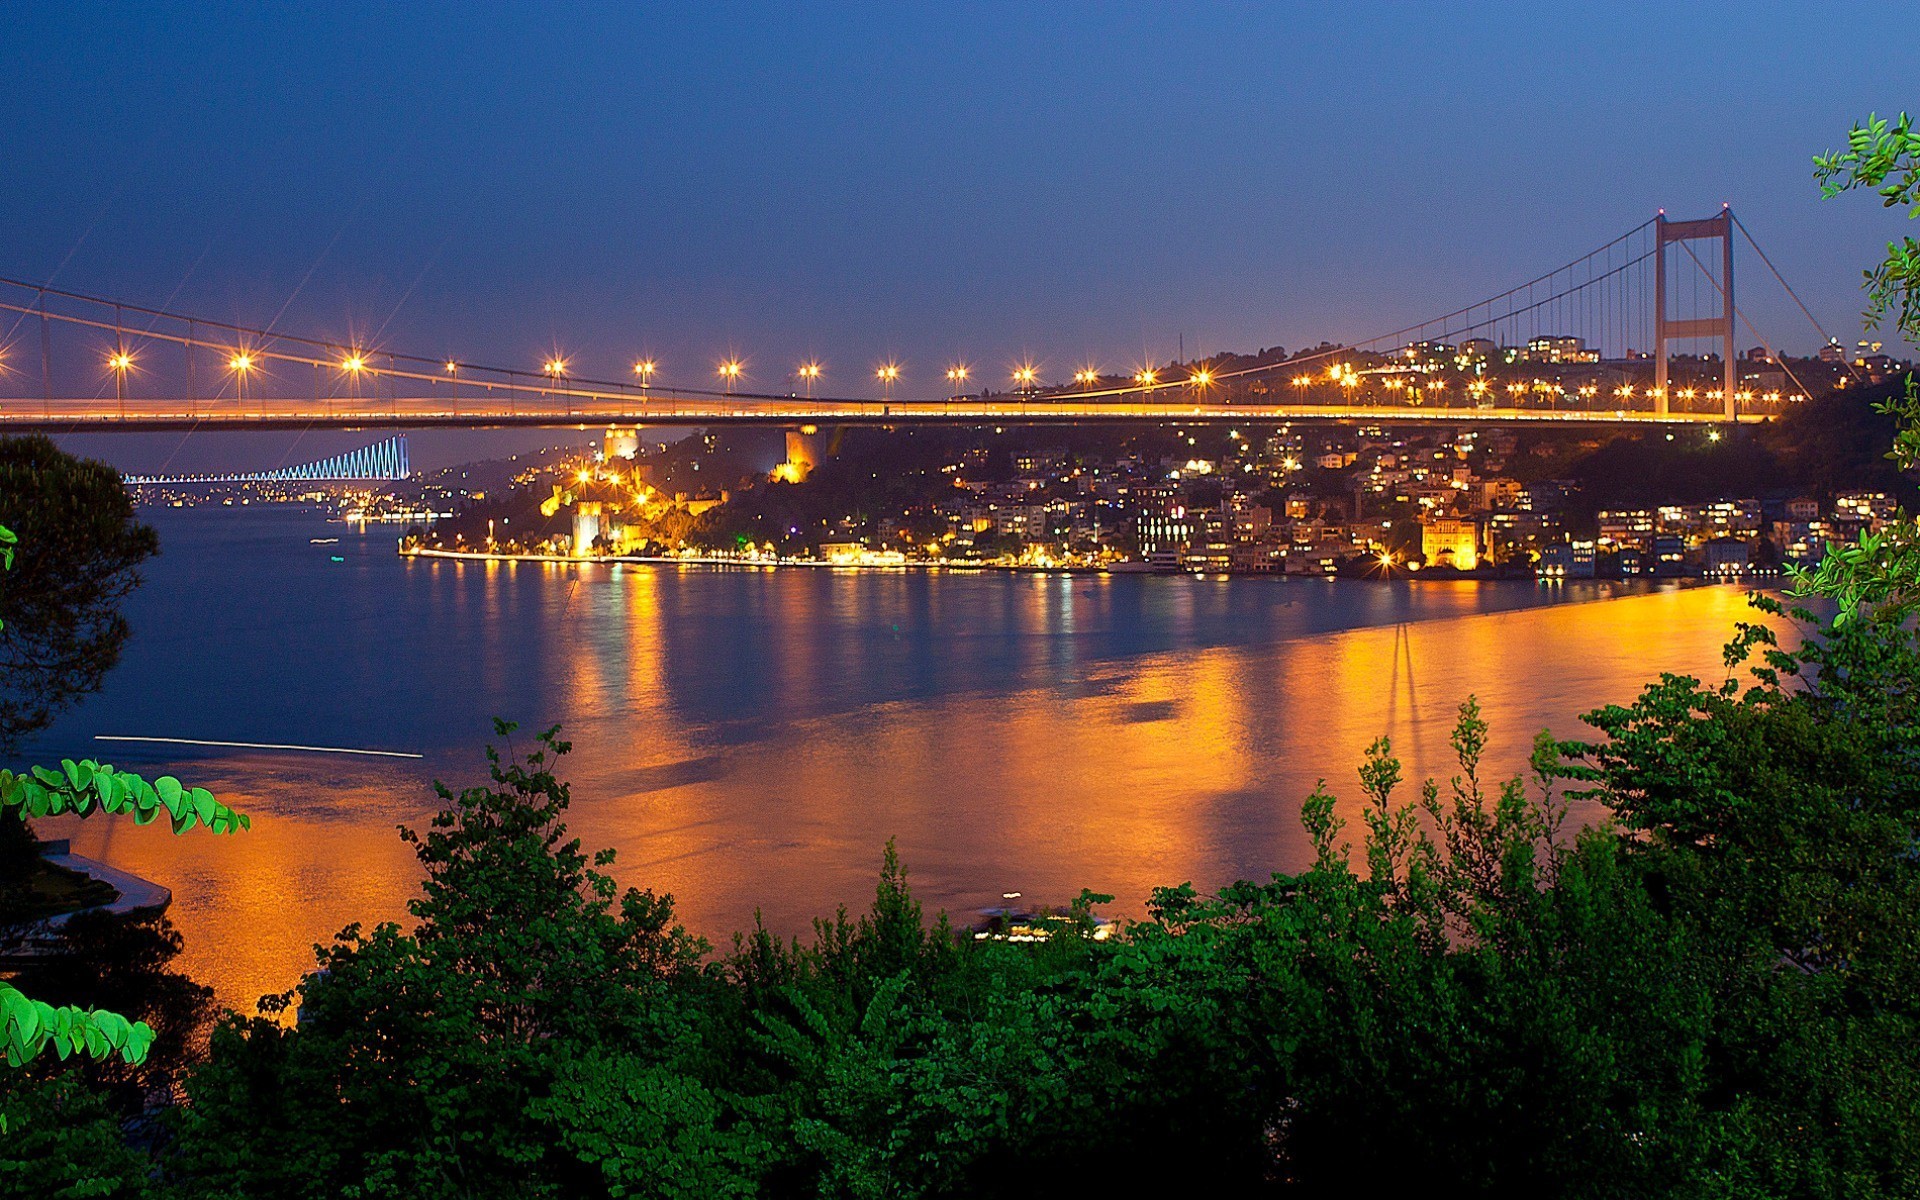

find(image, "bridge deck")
[1,397,1761,432]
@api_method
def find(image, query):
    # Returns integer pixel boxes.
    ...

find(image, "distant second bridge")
[124,435,410,484]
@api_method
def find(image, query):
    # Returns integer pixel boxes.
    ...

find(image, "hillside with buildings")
[396,363,1915,582]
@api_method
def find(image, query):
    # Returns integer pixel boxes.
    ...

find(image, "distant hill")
[1557,371,1917,514]
[1758,375,1917,501]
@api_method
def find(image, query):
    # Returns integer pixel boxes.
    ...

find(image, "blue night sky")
[3,1,1913,470]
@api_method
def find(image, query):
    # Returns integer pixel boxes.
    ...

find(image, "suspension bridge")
[123,435,410,486]
[0,207,1839,432]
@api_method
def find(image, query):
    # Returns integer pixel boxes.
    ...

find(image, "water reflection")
[32,510,1785,1011]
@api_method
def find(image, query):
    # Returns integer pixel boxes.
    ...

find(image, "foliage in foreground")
[1795,110,1920,617]
[93,602,1912,1199]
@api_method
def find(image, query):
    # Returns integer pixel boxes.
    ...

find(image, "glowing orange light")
[108,352,134,372]
[229,353,253,372]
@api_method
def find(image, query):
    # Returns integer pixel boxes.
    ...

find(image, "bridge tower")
[1653,208,1736,420]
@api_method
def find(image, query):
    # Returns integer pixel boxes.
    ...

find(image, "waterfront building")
[1134,485,1191,557]
[1422,517,1480,571]
[1704,538,1751,577]
[571,502,603,556]
[1537,538,1597,578]
[1652,534,1688,577]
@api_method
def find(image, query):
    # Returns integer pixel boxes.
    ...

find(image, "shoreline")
[397,544,1709,582]
[395,544,1757,585]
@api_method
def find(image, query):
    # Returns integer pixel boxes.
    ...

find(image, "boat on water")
[971,891,1115,943]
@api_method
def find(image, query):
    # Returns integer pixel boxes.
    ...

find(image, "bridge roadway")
[1,394,1764,432]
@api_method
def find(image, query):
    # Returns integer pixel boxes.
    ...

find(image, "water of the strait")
[26,507,1784,1011]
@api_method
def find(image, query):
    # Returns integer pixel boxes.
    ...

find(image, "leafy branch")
[0,759,250,835]
[1793,112,1920,620]
[0,981,154,1068]
[1815,110,1920,343]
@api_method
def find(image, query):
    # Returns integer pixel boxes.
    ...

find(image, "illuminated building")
[1134,485,1190,557]
[1704,538,1750,577]
[1597,509,1654,551]
[1835,491,1897,532]
[1422,517,1480,570]
[1537,539,1596,578]
[604,427,641,461]
[1523,335,1600,364]
[571,502,603,557]
[1652,534,1688,577]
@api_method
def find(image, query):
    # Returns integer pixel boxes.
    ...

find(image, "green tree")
[0,436,158,751]
[168,724,705,1199]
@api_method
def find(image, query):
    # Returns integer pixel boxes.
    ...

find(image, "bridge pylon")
[1653,207,1736,420]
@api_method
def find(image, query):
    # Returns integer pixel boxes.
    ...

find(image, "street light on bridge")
[719,359,744,393]
[1012,364,1039,393]
[875,362,900,397]
[227,352,254,403]
[1074,367,1099,388]
[634,359,657,387]
[108,348,134,416]
[945,364,969,398]
[1133,367,1158,391]
[797,361,821,397]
